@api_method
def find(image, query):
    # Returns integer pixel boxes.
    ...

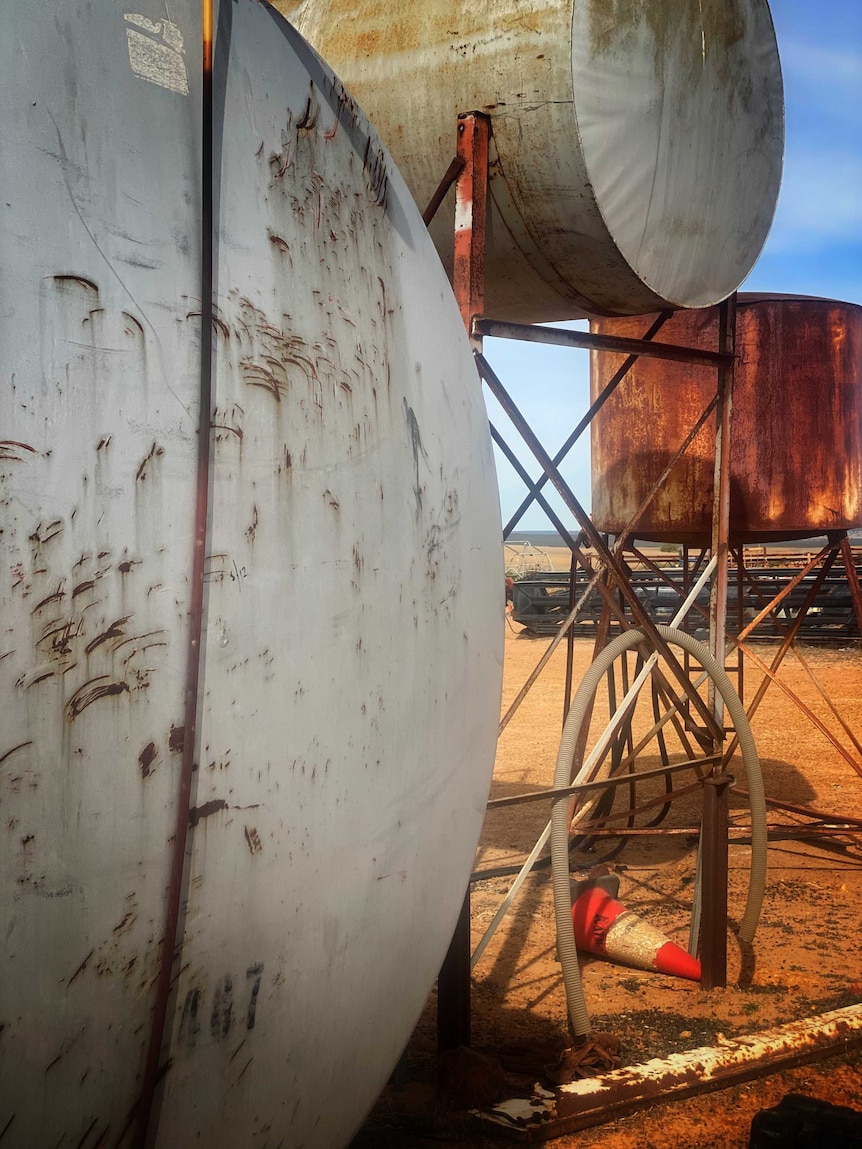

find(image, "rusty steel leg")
[453,112,490,339]
[437,892,471,1051]
[702,293,736,990]
[699,772,732,990]
[437,112,491,1054]
[840,533,862,637]
[564,550,577,721]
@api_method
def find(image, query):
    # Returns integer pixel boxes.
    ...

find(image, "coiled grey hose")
[551,625,766,1039]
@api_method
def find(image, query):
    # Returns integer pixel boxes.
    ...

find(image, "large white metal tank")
[279,0,785,323]
[0,4,503,1147]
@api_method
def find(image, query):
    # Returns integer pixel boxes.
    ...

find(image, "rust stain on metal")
[188,798,228,827]
[244,825,263,855]
[591,297,862,543]
[0,742,31,766]
[112,910,138,935]
[31,587,65,613]
[29,520,64,545]
[168,724,185,753]
[138,742,158,778]
[453,113,489,333]
[135,441,164,482]
[244,505,258,544]
[84,618,130,656]
[122,311,144,337]
[0,440,37,461]
[66,949,95,987]
[52,273,98,292]
[65,677,130,719]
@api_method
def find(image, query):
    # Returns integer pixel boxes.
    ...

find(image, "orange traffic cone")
[572,883,701,981]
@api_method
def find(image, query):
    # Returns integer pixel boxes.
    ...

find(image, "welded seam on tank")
[133,2,224,1145]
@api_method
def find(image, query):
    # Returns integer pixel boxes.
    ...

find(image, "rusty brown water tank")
[590,296,862,544]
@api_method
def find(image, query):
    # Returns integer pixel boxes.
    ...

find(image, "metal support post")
[453,112,490,341]
[437,892,472,1051]
[701,293,736,988]
[438,112,491,1052]
[700,773,733,990]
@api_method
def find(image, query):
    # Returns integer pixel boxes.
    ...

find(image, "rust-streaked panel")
[590,296,862,543]
[1,4,503,1148]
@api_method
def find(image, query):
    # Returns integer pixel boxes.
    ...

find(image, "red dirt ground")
[351,621,862,1149]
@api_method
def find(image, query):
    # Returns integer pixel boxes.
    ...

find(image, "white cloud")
[764,148,862,254]
[779,37,862,104]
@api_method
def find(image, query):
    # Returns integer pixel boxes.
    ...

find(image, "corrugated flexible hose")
[551,625,767,1039]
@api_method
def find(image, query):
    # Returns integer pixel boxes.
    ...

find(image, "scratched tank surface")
[278,0,784,323]
[0,4,503,1147]
[590,296,862,543]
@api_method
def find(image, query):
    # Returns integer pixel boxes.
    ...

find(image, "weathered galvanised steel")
[0,6,503,1147]
[278,0,784,323]
[590,296,862,543]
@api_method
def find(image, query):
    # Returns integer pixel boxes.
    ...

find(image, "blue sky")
[486,0,862,532]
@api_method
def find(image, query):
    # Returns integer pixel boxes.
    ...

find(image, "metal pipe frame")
[478,351,723,743]
[620,536,862,777]
[474,316,734,370]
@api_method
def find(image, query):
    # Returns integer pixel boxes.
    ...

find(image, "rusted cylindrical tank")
[278,0,784,323]
[1,4,502,1148]
[590,296,862,543]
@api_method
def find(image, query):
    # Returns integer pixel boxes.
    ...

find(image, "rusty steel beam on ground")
[477,352,722,744]
[503,311,672,537]
[473,317,735,370]
[475,1005,862,1142]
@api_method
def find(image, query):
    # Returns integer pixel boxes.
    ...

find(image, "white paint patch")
[125,14,189,95]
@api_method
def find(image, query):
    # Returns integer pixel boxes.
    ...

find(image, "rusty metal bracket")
[422,154,465,226]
